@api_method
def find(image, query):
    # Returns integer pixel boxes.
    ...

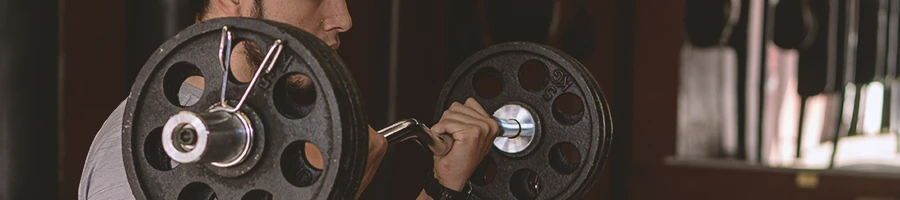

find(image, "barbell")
[122,17,612,200]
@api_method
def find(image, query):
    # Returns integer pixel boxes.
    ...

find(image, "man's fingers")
[450,101,488,120]
[431,121,448,136]
[432,118,469,135]
[464,98,490,117]
[463,98,499,137]
[442,108,481,125]
[439,110,491,137]
[432,118,482,142]
[431,118,459,135]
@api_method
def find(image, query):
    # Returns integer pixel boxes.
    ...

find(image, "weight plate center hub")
[492,104,538,154]
[162,106,255,168]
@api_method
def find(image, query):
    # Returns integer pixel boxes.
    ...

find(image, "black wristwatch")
[424,171,472,200]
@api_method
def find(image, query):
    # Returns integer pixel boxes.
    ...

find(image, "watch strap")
[424,171,472,200]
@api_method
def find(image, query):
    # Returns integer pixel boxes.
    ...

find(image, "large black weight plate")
[435,42,613,200]
[122,18,369,200]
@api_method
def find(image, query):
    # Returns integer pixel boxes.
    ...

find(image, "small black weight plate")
[122,18,369,200]
[434,42,613,200]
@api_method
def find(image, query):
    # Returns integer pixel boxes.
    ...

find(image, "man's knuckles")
[453,129,482,142]
[489,122,500,137]
[440,110,452,122]
[474,120,491,136]
[450,102,465,110]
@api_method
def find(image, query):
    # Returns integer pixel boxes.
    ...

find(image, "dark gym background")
[7,0,900,199]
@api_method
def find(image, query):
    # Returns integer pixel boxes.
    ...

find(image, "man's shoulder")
[88,100,127,155]
[78,100,135,200]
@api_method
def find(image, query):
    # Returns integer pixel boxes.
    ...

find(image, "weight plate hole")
[470,156,497,186]
[274,73,317,119]
[144,127,178,171]
[241,189,273,200]
[177,182,217,200]
[519,60,548,92]
[549,142,581,174]
[163,62,205,107]
[281,141,324,187]
[473,67,504,99]
[552,93,584,125]
[510,168,539,200]
[229,40,264,84]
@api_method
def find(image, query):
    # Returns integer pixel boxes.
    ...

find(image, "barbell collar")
[161,109,253,167]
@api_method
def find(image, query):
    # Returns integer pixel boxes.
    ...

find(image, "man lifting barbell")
[79,0,499,199]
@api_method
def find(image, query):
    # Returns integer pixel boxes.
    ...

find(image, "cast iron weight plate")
[122,18,369,200]
[435,42,613,200]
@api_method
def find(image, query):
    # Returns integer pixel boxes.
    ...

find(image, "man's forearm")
[357,126,387,199]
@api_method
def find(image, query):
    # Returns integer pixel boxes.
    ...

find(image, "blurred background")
[7,0,900,199]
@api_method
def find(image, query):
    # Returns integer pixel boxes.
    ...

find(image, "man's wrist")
[425,171,472,200]
[418,190,433,200]
[433,169,467,191]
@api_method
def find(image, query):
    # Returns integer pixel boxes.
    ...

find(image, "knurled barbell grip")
[377,117,522,156]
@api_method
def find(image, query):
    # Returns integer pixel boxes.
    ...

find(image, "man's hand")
[357,126,387,199]
[428,98,499,192]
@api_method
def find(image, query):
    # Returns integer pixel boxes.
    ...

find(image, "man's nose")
[322,0,353,33]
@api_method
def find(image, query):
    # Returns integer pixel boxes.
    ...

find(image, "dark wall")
[61,0,126,199]
[125,0,199,92]
[0,0,60,199]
